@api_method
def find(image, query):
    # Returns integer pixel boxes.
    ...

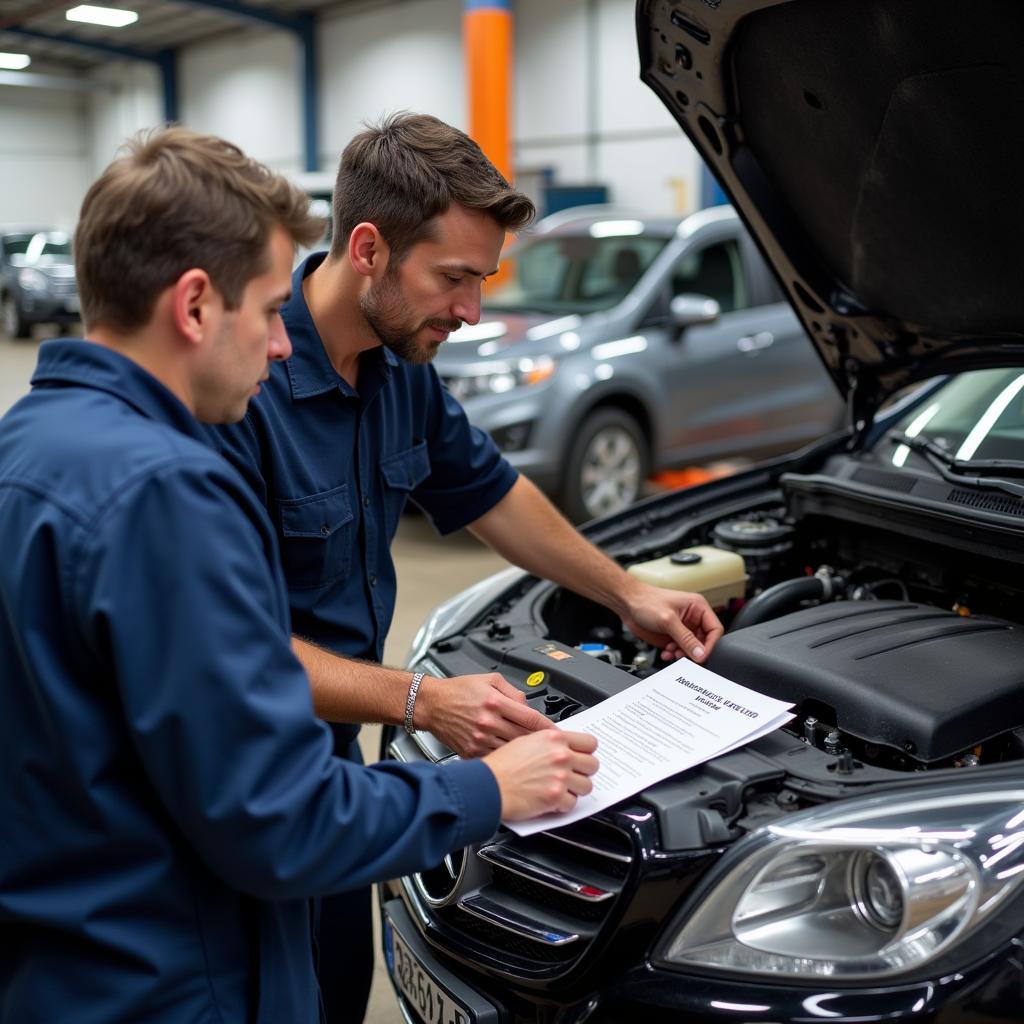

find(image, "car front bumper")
[379,889,1024,1024]
[456,385,563,493]
[18,290,80,324]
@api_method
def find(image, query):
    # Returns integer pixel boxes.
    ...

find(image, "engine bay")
[445,453,1024,784]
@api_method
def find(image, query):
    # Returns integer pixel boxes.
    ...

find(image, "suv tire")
[2,295,30,339]
[561,408,649,523]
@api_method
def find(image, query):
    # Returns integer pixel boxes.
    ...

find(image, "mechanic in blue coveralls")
[210,112,725,1024]
[0,126,600,1024]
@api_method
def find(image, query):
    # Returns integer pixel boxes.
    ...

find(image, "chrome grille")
[445,907,576,965]
[483,868,609,922]
[390,727,634,976]
[47,278,77,296]
[449,818,632,972]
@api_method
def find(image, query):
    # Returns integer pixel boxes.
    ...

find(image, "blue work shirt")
[210,253,518,667]
[0,340,500,1024]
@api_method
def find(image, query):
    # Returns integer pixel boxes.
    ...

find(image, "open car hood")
[637,0,1024,425]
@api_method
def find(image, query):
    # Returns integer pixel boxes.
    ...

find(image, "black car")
[0,228,79,339]
[378,2,1024,1022]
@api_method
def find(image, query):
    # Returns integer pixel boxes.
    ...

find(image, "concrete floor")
[0,330,507,1023]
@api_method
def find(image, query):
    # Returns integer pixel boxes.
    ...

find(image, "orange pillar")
[463,0,513,183]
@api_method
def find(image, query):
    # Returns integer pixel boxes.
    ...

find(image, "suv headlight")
[445,355,556,402]
[657,781,1024,979]
[18,268,48,292]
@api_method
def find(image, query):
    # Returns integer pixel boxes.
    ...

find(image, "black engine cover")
[706,600,1024,763]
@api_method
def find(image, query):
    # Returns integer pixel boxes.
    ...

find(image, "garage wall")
[179,29,303,173]
[515,0,700,215]
[318,0,465,171]
[88,61,163,175]
[0,87,91,229]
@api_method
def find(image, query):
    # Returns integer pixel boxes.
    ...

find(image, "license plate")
[386,916,474,1024]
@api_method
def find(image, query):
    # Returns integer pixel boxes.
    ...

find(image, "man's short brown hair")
[75,126,325,332]
[330,112,535,261]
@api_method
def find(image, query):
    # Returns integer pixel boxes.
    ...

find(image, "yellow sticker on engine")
[526,671,546,687]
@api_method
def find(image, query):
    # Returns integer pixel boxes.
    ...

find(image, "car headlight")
[18,268,48,292]
[657,781,1024,979]
[446,355,556,402]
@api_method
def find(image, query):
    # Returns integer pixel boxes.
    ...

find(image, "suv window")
[576,238,660,303]
[2,233,72,265]
[485,233,670,315]
[671,240,747,312]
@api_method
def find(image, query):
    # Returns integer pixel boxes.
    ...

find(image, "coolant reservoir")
[627,545,746,608]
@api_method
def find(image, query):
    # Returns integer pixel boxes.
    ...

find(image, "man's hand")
[468,479,725,666]
[483,729,599,821]
[416,673,554,757]
[620,582,724,663]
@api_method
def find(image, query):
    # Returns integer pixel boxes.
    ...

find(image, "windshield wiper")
[889,432,1024,499]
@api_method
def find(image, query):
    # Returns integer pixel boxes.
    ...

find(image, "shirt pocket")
[276,483,354,590]
[379,441,431,537]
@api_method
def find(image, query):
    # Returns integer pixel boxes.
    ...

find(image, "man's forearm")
[291,636,552,755]
[467,475,724,661]
[467,476,641,617]
[292,637,414,725]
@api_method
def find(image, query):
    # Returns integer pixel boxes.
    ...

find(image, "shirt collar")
[282,252,398,402]
[31,338,208,443]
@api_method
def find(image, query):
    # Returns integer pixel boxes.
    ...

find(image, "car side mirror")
[670,293,720,332]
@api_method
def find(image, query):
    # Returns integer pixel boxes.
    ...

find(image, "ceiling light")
[66,5,139,27]
[0,52,31,70]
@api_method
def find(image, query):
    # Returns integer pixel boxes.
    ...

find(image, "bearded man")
[210,111,722,1024]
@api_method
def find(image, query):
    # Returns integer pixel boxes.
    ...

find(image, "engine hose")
[730,573,845,631]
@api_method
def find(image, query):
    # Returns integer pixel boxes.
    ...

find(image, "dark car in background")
[0,228,79,339]
[438,205,843,521]
[378,1,1024,1021]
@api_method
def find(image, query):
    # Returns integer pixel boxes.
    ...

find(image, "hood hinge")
[844,357,875,449]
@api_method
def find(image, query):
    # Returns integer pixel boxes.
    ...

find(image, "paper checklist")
[505,658,794,836]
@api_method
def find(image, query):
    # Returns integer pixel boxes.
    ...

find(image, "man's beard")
[360,266,461,365]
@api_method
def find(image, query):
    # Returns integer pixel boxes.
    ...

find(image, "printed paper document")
[504,659,794,837]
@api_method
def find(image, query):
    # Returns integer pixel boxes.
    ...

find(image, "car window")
[3,233,72,266]
[484,232,670,315]
[885,368,1024,465]
[2,236,33,258]
[670,240,748,312]
[576,239,653,302]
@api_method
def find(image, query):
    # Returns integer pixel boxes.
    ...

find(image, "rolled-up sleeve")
[414,371,518,535]
[72,458,500,900]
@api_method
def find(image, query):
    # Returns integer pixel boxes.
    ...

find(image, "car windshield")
[483,230,670,314]
[3,233,73,267]
[884,368,1024,469]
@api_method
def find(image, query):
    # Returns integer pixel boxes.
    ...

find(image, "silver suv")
[0,229,78,339]
[436,205,844,521]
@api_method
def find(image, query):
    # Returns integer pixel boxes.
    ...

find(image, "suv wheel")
[562,408,649,522]
[2,295,30,339]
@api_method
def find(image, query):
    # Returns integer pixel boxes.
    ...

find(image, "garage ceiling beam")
[0,68,118,92]
[7,24,162,64]
[173,0,302,32]
[5,25,178,120]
